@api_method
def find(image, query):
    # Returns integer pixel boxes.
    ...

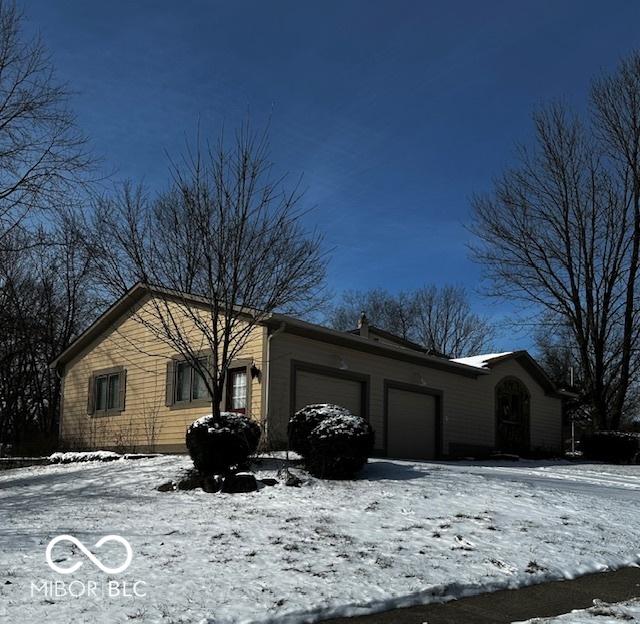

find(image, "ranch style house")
[50,283,572,458]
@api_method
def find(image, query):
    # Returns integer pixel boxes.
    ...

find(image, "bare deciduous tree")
[412,285,495,357]
[91,125,326,420]
[0,2,96,453]
[328,285,494,357]
[534,319,580,390]
[471,52,640,430]
[329,289,415,340]
[0,211,97,452]
[0,1,91,251]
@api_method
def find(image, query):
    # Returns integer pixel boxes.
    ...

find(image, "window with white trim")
[227,368,247,413]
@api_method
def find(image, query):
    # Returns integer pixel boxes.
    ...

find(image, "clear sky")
[22,0,640,346]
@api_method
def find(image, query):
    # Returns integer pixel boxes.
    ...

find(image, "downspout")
[263,322,286,445]
[52,363,65,448]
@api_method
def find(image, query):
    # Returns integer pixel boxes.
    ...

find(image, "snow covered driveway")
[0,457,639,624]
[442,460,640,502]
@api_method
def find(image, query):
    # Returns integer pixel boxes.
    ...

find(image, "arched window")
[495,377,530,454]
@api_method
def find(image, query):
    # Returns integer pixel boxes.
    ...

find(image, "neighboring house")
[50,283,572,458]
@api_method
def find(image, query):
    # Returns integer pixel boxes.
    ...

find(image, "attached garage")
[53,284,567,456]
[292,361,368,418]
[385,383,441,459]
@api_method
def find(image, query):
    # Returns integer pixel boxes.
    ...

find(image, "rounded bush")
[306,411,375,479]
[288,404,352,457]
[186,412,261,475]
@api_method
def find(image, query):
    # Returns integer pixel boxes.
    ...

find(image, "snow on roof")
[450,352,513,369]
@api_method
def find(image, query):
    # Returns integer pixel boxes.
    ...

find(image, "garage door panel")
[387,387,437,460]
[294,370,363,416]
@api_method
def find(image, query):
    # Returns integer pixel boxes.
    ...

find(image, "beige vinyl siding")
[267,332,562,455]
[60,295,265,452]
[446,358,562,455]
[489,360,561,451]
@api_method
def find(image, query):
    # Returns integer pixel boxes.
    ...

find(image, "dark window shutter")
[118,370,127,412]
[165,361,175,407]
[87,376,95,415]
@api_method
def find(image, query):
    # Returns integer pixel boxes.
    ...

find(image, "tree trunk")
[211,379,223,420]
[612,190,640,430]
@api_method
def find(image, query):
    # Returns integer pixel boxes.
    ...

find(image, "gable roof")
[51,283,148,371]
[349,325,432,354]
[50,285,569,396]
[452,351,574,398]
[50,282,258,371]
[51,283,488,378]
[264,314,489,378]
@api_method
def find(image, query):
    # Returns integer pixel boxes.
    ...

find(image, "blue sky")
[23,0,640,346]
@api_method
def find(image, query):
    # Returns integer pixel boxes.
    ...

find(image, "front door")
[495,377,530,454]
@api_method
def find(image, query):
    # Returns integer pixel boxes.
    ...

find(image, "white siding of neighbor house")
[267,332,562,455]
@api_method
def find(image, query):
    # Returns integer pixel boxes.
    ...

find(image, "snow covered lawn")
[1,456,639,623]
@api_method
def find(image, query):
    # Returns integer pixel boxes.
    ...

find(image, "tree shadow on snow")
[360,460,431,481]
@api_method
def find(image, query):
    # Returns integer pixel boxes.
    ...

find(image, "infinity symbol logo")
[45,535,133,574]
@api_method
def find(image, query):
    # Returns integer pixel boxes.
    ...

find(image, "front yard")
[1,456,639,623]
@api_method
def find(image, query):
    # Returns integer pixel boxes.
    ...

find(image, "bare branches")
[471,52,640,429]
[0,1,95,450]
[412,285,495,358]
[91,123,326,418]
[0,213,97,451]
[0,1,92,252]
[328,285,494,358]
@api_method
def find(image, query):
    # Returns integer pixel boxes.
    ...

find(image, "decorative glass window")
[495,377,530,453]
[228,368,247,413]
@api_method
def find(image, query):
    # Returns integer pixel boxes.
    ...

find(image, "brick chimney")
[358,311,369,339]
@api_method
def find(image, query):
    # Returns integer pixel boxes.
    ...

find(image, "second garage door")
[386,387,438,459]
[294,369,364,416]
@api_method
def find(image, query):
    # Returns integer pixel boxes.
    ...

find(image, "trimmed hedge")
[582,431,640,464]
[289,404,374,479]
[186,412,261,475]
[288,404,351,457]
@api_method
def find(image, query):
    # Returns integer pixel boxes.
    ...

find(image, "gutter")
[263,322,286,442]
[264,315,488,378]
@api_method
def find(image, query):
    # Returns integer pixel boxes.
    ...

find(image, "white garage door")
[387,387,437,459]
[294,369,363,416]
